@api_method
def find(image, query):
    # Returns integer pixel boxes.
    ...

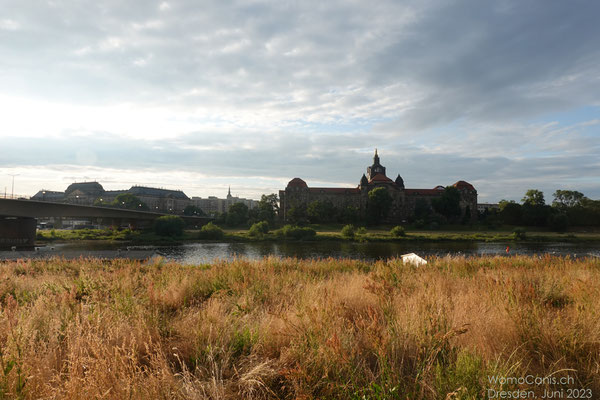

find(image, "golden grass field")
[0,255,598,399]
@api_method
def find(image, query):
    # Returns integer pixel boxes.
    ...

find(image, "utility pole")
[8,174,19,199]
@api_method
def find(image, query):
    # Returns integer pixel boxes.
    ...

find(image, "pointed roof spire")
[360,174,368,186]
[228,186,231,196]
[395,174,405,189]
[373,148,380,165]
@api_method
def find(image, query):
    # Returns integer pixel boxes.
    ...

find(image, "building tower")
[366,149,387,180]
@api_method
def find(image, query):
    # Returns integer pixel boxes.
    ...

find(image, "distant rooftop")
[128,186,190,200]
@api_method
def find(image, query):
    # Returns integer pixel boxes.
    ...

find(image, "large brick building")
[279,150,477,223]
[32,182,191,213]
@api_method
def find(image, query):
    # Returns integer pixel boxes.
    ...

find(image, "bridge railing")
[1,194,31,200]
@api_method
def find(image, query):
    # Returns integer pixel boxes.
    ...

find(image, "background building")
[192,187,257,216]
[32,182,191,213]
[279,150,478,223]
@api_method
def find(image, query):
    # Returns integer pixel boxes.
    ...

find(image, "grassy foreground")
[0,256,599,399]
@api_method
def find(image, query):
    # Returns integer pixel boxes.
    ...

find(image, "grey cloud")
[1,0,599,202]
[4,128,599,202]
[371,0,600,129]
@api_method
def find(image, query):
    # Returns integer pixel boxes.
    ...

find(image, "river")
[1,241,600,264]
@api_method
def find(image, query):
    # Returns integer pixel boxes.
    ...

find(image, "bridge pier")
[0,217,37,250]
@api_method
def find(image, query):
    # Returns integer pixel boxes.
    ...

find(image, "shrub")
[341,224,355,239]
[153,215,185,237]
[198,222,224,240]
[357,227,367,235]
[512,227,527,240]
[248,221,269,237]
[277,224,316,240]
[548,213,569,233]
[390,225,406,237]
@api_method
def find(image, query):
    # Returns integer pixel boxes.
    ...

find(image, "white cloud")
[0,0,598,202]
[0,19,20,31]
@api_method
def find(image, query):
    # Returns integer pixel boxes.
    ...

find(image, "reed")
[0,255,598,399]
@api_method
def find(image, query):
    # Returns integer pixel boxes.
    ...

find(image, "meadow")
[0,255,598,399]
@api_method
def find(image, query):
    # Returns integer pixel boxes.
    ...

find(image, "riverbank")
[35,225,600,246]
[0,255,598,399]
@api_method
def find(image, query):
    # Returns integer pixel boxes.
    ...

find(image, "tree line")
[483,189,600,231]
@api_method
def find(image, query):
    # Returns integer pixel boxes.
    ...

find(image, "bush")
[153,216,185,237]
[512,227,527,240]
[341,224,355,239]
[198,222,224,240]
[548,213,569,233]
[357,227,367,235]
[249,221,269,237]
[276,225,316,240]
[390,225,406,237]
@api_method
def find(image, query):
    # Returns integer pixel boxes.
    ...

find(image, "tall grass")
[0,255,598,399]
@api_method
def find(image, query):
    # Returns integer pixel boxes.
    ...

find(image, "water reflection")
[2,241,599,264]
[154,241,600,265]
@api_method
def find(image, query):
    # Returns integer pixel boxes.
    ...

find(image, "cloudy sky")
[1,0,599,202]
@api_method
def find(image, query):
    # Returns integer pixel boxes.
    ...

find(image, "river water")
[2,241,600,264]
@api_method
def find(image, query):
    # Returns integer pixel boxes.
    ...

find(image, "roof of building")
[31,190,65,200]
[308,187,361,194]
[452,181,476,191]
[368,173,394,184]
[65,181,105,195]
[128,186,190,200]
[287,178,308,188]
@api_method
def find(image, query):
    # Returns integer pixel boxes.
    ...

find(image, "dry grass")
[0,255,599,399]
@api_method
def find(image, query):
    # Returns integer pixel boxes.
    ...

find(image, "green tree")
[498,200,522,225]
[522,189,545,207]
[111,193,149,211]
[431,186,461,222]
[153,215,185,237]
[248,221,269,238]
[198,222,224,239]
[521,190,550,226]
[287,205,308,225]
[414,198,431,221]
[338,205,360,224]
[340,224,355,239]
[260,194,279,220]
[548,213,569,232]
[183,205,205,216]
[226,202,249,226]
[367,187,392,225]
[307,200,336,223]
[390,225,406,237]
[552,190,585,210]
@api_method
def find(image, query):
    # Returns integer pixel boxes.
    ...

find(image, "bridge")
[0,198,212,249]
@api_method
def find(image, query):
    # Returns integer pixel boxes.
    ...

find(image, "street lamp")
[8,174,19,199]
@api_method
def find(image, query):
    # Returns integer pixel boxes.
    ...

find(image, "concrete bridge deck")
[0,198,212,249]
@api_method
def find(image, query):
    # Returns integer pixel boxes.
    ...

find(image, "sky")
[1,0,599,203]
